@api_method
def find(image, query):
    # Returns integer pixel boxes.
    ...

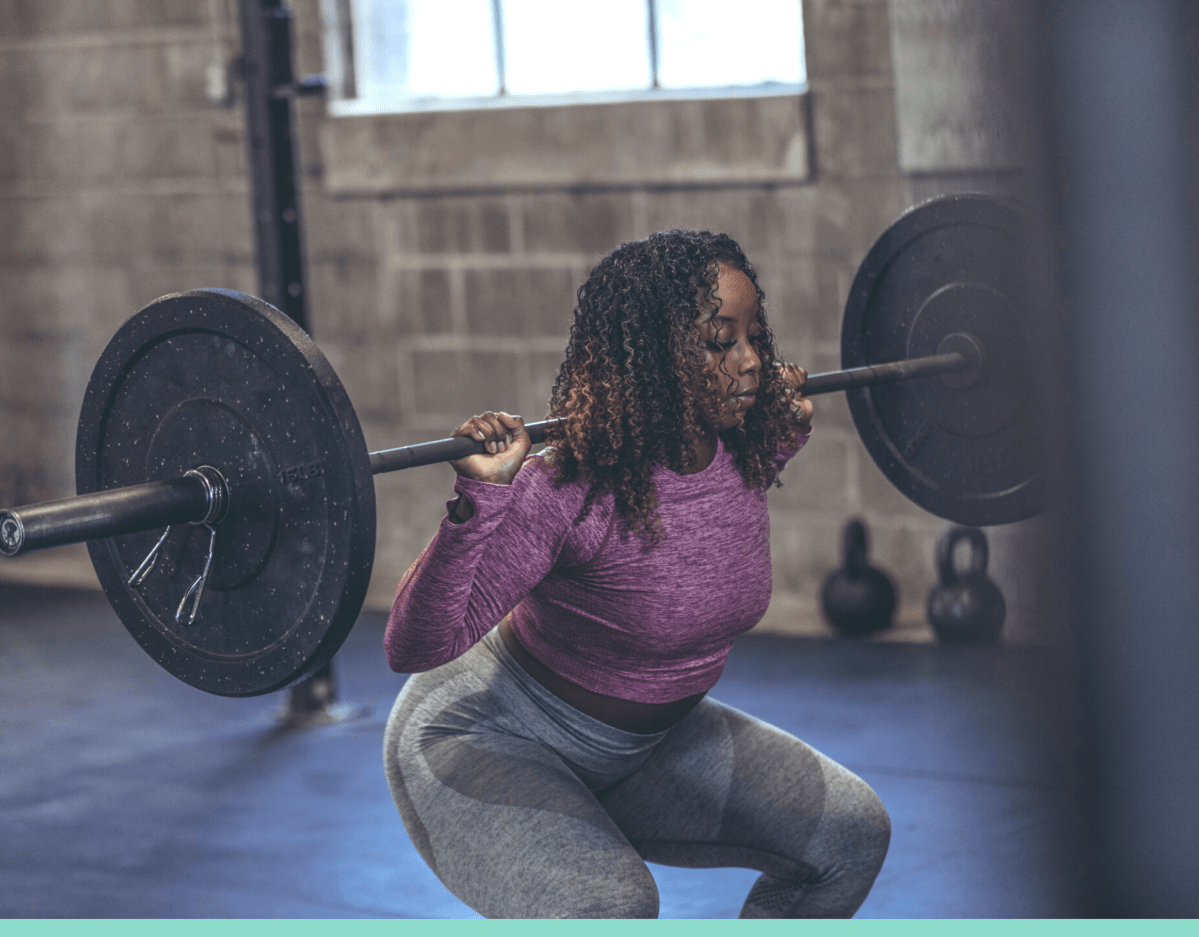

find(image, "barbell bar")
[0,348,974,559]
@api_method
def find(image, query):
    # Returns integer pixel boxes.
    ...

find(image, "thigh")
[598,697,890,885]
[384,662,659,919]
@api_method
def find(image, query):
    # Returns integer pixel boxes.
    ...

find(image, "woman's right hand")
[448,411,531,487]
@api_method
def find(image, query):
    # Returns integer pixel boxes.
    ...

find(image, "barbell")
[0,194,1045,696]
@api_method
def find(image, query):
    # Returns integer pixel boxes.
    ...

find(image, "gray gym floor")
[0,582,1082,918]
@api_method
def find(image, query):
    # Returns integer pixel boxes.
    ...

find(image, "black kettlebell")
[926,526,1006,644]
[821,519,897,636]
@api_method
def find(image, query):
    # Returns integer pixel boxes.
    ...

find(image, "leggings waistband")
[479,627,670,756]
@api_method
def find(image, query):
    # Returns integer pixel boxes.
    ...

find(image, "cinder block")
[521,191,637,255]
[0,46,38,120]
[0,2,101,39]
[811,84,901,180]
[809,388,857,437]
[73,191,159,266]
[132,0,211,29]
[317,336,402,422]
[409,348,521,420]
[984,516,1059,646]
[760,254,853,346]
[117,119,218,180]
[416,198,511,254]
[768,508,844,596]
[735,190,792,261]
[856,437,934,517]
[163,39,229,111]
[45,44,170,116]
[375,200,421,256]
[304,196,381,260]
[519,349,566,421]
[0,0,209,37]
[0,408,75,501]
[757,256,830,340]
[776,175,908,260]
[772,185,844,257]
[0,337,71,411]
[642,188,761,249]
[3,196,97,266]
[803,0,893,82]
[463,267,576,338]
[211,121,246,179]
[323,96,809,196]
[58,264,138,339]
[154,192,255,264]
[370,446,465,605]
[860,519,943,609]
[393,267,453,336]
[5,120,121,183]
[125,262,255,312]
[307,256,382,343]
[0,265,132,338]
[772,435,854,515]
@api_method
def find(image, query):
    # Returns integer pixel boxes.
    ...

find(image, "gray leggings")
[383,628,890,918]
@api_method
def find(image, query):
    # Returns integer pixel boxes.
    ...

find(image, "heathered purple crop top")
[384,433,808,704]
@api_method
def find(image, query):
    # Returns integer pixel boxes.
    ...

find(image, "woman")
[383,230,890,918]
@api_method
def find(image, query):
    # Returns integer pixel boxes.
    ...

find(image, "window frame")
[320,0,807,118]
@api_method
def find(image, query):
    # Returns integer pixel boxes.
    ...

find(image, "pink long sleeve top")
[384,433,808,704]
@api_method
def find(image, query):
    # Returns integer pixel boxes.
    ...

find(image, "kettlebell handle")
[842,518,869,573]
[935,526,989,586]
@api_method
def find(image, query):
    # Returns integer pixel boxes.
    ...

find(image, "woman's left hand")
[779,363,814,434]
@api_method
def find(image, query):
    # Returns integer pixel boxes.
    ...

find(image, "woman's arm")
[384,412,569,673]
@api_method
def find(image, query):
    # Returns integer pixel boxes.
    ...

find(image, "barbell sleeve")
[0,475,214,557]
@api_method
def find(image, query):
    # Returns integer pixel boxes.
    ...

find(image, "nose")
[738,341,761,375]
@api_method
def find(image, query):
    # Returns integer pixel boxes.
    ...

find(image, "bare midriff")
[498,619,705,735]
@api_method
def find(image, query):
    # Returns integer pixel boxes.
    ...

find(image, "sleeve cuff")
[444,475,517,526]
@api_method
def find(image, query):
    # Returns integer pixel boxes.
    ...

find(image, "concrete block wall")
[0,0,257,585]
[0,0,1053,645]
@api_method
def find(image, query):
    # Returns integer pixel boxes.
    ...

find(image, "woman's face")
[694,263,763,433]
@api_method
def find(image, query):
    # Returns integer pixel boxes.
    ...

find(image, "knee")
[844,779,891,876]
[570,857,660,919]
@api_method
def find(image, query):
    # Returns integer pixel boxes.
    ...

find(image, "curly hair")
[544,229,796,540]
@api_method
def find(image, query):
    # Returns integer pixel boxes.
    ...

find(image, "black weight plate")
[842,195,1044,526]
[76,290,376,697]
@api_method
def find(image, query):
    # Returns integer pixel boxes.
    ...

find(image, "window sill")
[318,92,812,197]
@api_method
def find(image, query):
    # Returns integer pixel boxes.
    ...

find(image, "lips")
[733,390,758,410]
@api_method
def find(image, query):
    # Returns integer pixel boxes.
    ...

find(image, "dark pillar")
[238,0,362,727]
[1025,0,1199,915]
[238,0,313,326]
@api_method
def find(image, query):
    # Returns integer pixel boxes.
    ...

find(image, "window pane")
[657,0,805,89]
[354,0,498,102]
[502,0,651,95]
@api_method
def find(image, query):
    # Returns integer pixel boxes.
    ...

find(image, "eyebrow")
[709,313,762,325]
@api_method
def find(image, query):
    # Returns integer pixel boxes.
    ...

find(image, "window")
[321,0,806,115]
